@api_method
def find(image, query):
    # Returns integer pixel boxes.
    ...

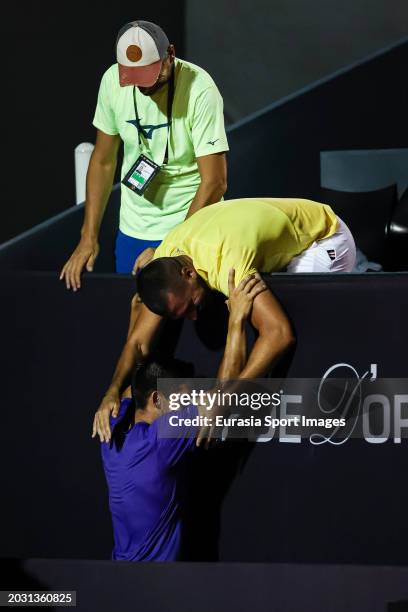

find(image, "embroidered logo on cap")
[126,45,143,62]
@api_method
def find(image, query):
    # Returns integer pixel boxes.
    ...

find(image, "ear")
[167,44,175,62]
[152,391,160,408]
[181,266,196,281]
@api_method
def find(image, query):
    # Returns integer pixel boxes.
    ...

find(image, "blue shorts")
[115,230,162,274]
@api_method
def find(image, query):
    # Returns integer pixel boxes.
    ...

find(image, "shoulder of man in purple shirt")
[101,397,199,562]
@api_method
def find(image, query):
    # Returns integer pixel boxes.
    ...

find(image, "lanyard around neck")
[132,66,175,164]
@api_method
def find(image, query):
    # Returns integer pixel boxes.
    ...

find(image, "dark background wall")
[2,3,185,244]
[3,1,408,246]
[2,5,408,569]
[2,271,408,564]
[1,39,406,274]
[186,0,408,124]
[225,41,408,201]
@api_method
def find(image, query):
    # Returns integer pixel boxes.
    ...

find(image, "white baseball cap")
[116,21,170,87]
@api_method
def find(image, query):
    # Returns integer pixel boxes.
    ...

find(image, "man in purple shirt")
[98,270,266,561]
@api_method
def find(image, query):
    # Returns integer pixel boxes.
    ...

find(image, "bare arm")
[108,305,163,394]
[238,289,295,379]
[216,317,246,381]
[92,304,163,442]
[81,130,121,241]
[185,153,227,218]
[217,272,267,380]
[196,272,267,447]
[60,129,121,291]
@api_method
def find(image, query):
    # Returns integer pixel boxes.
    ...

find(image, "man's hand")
[92,390,120,443]
[132,247,156,276]
[196,408,218,450]
[225,269,267,322]
[59,238,99,291]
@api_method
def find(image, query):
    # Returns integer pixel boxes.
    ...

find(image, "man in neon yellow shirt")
[60,20,228,290]
[92,197,356,442]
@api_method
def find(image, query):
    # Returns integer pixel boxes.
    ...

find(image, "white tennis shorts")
[286,216,356,273]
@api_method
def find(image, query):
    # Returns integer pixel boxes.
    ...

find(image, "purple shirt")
[101,399,198,561]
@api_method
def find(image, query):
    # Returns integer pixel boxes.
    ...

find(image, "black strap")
[132,66,175,164]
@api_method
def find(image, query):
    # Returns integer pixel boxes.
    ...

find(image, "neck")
[134,409,155,425]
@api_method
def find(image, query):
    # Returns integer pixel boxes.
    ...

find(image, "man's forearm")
[81,153,117,241]
[217,318,246,380]
[185,179,226,219]
[106,338,145,397]
[239,329,294,379]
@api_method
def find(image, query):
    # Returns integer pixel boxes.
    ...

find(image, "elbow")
[133,342,150,362]
[218,178,227,198]
[219,178,227,196]
[127,333,149,360]
[139,343,151,358]
[131,336,149,358]
[203,177,227,199]
[131,293,142,311]
[276,322,296,354]
[92,152,117,171]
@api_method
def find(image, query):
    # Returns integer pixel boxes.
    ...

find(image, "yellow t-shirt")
[153,198,338,296]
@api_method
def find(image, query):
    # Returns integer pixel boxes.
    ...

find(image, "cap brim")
[118,60,162,87]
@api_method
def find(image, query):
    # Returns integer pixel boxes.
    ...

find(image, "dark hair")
[137,258,184,316]
[111,355,194,451]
